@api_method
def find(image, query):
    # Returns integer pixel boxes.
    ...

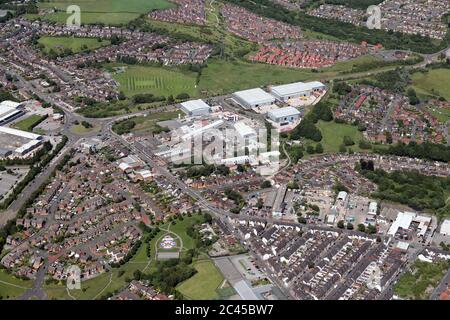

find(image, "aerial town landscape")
[0,0,449,305]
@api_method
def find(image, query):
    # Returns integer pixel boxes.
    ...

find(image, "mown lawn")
[36,0,174,25]
[12,115,45,132]
[38,36,111,54]
[70,123,101,135]
[176,260,224,300]
[0,269,32,300]
[316,120,366,153]
[168,214,205,251]
[410,68,450,100]
[111,65,199,98]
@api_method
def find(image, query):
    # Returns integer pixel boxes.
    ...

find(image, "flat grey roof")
[180,99,211,112]
[268,107,300,118]
[271,81,325,97]
[233,88,275,105]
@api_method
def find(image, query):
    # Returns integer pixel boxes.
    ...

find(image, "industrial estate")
[0,0,449,303]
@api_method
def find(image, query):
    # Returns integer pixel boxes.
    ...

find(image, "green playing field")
[111,65,199,98]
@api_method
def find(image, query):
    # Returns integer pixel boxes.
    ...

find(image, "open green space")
[70,123,101,135]
[36,0,175,25]
[38,36,111,54]
[197,55,389,96]
[0,269,32,300]
[425,105,450,124]
[168,214,205,251]
[112,110,182,134]
[111,65,199,98]
[316,120,366,153]
[12,114,46,132]
[394,260,450,300]
[410,68,450,101]
[176,260,224,300]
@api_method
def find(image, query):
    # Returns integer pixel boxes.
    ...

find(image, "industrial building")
[270,81,326,101]
[179,99,211,116]
[232,88,275,109]
[234,121,256,142]
[0,126,43,157]
[267,107,300,124]
[0,100,25,125]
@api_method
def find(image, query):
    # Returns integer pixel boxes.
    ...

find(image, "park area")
[316,120,366,153]
[38,36,111,55]
[111,65,198,98]
[34,0,174,25]
[176,260,224,300]
[410,68,450,101]
[394,260,450,300]
[41,213,224,300]
[0,269,32,300]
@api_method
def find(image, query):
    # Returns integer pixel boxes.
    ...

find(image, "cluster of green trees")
[224,0,450,54]
[286,144,304,163]
[377,141,450,163]
[182,164,230,179]
[406,88,419,105]
[360,168,450,213]
[290,101,333,141]
[360,68,411,93]
[333,81,352,96]
[112,118,136,135]
[132,93,166,104]
[343,56,423,75]
[140,259,197,297]
[225,188,245,213]
[186,214,216,248]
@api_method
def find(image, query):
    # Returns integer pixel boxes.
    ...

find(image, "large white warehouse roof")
[0,126,42,140]
[233,88,275,106]
[271,81,325,97]
[180,99,211,113]
[0,100,21,109]
[267,107,300,119]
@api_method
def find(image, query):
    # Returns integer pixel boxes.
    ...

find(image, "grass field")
[425,104,450,124]
[168,215,205,251]
[37,0,175,25]
[394,260,450,300]
[111,65,198,98]
[176,260,224,300]
[197,56,385,96]
[12,115,45,132]
[114,110,182,134]
[0,269,32,300]
[410,68,450,100]
[70,123,101,135]
[316,120,366,153]
[38,36,111,54]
